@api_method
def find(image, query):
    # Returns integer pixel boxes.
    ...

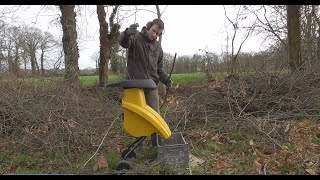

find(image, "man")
[119,19,172,146]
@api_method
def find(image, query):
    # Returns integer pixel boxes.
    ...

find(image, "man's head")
[146,19,164,41]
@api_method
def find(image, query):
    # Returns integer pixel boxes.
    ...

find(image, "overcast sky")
[1,5,268,69]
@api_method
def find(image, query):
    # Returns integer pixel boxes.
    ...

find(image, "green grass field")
[80,75,122,86]
[80,72,225,87]
[12,72,224,87]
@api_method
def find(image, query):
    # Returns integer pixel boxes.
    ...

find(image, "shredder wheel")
[115,160,134,171]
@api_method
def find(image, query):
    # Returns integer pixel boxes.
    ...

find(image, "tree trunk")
[97,5,109,87]
[318,28,320,62]
[21,49,27,75]
[0,52,3,73]
[40,49,44,75]
[7,50,13,74]
[96,5,120,87]
[60,5,80,84]
[287,5,303,72]
[13,44,19,77]
[30,50,36,75]
[304,6,312,70]
[35,56,40,75]
[312,5,320,64]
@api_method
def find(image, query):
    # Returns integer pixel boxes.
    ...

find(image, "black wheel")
[115,160,134,171]
[121,149,136,159]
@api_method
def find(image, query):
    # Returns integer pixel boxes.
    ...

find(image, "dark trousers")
[144,88,160,146]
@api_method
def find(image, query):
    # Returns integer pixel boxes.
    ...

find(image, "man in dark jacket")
[119,19,172,146]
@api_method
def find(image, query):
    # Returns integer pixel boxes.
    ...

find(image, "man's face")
[147,24,163,41]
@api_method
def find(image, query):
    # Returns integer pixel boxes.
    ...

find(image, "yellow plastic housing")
[122,88,171,139]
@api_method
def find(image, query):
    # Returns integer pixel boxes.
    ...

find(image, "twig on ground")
[263,160,270,175]
[82,116,119,168]
[202,107,208,130]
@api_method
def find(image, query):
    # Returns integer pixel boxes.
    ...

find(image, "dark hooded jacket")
[119,26,169,85]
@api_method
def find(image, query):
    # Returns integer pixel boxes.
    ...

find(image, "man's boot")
[151,133,158,147]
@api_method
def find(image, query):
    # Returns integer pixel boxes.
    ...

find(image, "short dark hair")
[151,18,164,30]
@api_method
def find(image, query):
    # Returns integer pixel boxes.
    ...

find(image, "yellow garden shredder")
[106,79,172,171]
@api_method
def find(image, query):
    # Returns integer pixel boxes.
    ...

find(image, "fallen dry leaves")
[93,155,108,172]
[305,168,317,175]
[249,120,320,175]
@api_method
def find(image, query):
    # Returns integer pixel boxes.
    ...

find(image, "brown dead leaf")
[8,165,17,174]
[93,155,108,172]
[214,158,229,174]
[211,133,219,141]
[305,168,316,175]
[304,161,314,167]
[189,153,204,168]
[253,160,262,174]
[300,121,310,128]
[215,160,228,169]
[168,96,176,104]
[254,150,269,164]
[189,130,201,139]
[263,148,274,155]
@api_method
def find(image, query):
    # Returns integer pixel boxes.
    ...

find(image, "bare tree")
[11,26,22,76]
[163,52,174,72]
[59,5,80,84]
[109,44,120,74]
[0,20,5,73]
[224,5,257,76]
[191,54,202,73]
[312,5,320,63]
[97,5,120,87]
[287,5,303,72]
[2,25,25,76]
[3,26,15,75]
[300,5,313,70]
[118,47,127,75]
[39,31,58,75]
[90,51,99,73]
[20,45,28,75]
[245,5,289,72]
[24,27,43,75]
[249,5,287,47]
[53,47,63,72]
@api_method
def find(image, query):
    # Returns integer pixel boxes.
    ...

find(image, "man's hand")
[126,23,139,36]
